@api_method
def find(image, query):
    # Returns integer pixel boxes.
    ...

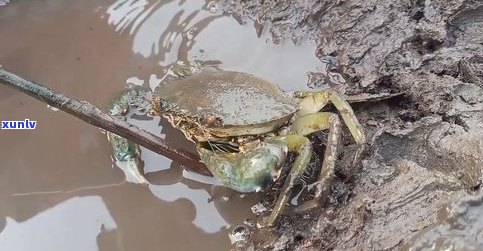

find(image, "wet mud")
[1,0,483,250]
[222,0,483,250]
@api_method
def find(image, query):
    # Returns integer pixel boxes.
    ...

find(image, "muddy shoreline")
[223,0,483,250]
[1,0,482,250]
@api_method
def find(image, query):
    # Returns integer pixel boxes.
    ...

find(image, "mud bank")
[223,0,483,250]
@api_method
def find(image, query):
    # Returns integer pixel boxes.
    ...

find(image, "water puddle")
[0,196,117,251]
[0,0,322,250]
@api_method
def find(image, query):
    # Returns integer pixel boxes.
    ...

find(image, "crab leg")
[107,87,152,184]
[289,112,341,212]
[264,135,312,226]
[296,89,365,165]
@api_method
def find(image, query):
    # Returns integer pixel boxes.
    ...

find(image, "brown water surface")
[0,0,321,250]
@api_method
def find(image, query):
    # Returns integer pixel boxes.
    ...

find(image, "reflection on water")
[149,183,229,233]
[131,115,227,233]
[0,197,118,251]
[108,0,217,63]
[106,0,322,90]
[0,0,323,250]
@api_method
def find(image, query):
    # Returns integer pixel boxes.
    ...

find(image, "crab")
[108,68,365,226]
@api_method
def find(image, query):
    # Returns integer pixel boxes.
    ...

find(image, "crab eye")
[201,114,222,126]
[204,114,217,125]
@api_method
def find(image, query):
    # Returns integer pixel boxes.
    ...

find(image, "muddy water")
[0,0,322,250]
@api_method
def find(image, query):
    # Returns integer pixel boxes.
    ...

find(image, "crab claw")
[107,132,149,184]
[197,142,288,193]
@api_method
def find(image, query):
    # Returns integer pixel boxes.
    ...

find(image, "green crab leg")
[295,90,330,115]
[264,135,312,226]
[107,132,148,184]
[107,87,151,184]
[289,112,341,212]
[296,89,365,165]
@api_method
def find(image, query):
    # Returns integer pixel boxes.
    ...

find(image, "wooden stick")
[0,67,211,176]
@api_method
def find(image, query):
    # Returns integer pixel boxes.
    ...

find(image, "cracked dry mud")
[222,0,483,250]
